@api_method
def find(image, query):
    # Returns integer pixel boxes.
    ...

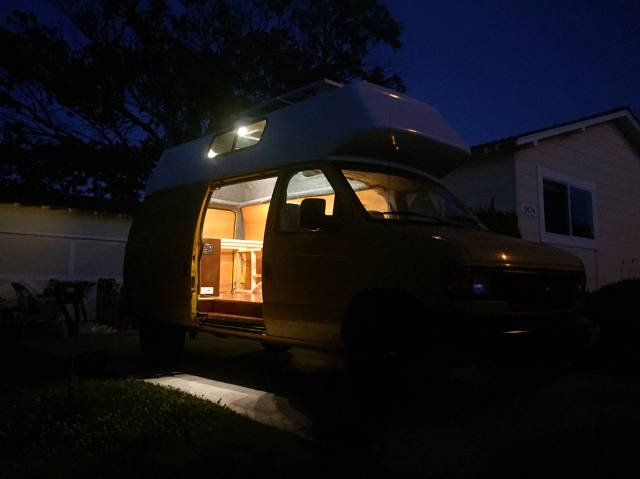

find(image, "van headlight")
[472,273,492,296]
[444,268,493,299]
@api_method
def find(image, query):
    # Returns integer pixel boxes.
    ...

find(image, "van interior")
[198,176,276,324]
[196,169,388,328]
[197,170,342,326]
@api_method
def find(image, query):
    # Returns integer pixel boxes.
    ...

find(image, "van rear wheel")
[139,319,186,362]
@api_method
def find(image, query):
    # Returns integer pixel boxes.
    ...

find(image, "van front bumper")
[437,312,589,361]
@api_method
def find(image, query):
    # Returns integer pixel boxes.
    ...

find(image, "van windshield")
[341,167,482,228]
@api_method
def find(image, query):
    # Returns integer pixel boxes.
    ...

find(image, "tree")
[1,0,404,200]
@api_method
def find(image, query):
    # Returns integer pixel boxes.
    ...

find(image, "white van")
[123,81,586,376]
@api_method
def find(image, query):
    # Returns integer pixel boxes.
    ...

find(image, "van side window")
[280,169,340,232]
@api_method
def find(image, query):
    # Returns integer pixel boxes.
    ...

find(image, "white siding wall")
[515,123,640,290]
[0,204,133,317]
[441,152,516,212]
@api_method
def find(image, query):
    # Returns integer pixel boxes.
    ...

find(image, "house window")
[538,167,597,247]
[568,186,595,238]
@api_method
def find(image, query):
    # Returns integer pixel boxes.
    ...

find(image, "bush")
[585,279,640,361]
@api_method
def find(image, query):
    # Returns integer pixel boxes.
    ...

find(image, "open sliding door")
[124,181,210,327]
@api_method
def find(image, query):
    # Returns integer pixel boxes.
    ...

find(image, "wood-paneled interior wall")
[202,208,236,238]
[241,203,270,241]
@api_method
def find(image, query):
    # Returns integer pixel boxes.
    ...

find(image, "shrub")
[585,279,640,360]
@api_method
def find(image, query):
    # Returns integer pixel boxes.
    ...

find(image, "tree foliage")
[0,0,404,200]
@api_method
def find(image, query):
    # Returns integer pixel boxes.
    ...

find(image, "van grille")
[498,271,583,311]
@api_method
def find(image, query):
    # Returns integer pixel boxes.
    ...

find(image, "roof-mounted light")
[206,119,267,159]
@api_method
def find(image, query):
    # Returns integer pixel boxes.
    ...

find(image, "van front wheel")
[343,295,428,390]
[139,319,186,362]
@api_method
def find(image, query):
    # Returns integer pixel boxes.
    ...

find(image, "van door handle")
[263,261,271,281]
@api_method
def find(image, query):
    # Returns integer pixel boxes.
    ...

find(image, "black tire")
[139,319,186,362]
[260,341,291,352]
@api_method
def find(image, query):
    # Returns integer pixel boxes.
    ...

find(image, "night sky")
[385,0,640,144]
[2,0,639,145]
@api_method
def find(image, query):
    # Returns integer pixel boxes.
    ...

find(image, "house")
[443,108,640,290]
[0,189,135,319]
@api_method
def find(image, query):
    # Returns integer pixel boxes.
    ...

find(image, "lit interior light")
[500,253,508,261]
[207,149,217,158]
[236,125,261,141]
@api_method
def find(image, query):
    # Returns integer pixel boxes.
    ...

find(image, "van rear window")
[207,119,266,158]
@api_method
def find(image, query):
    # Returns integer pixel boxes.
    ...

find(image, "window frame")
[206,118,268,159]
[537,166,599,248]
[275,164,346,234]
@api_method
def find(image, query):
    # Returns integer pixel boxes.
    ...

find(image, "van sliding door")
[124,181,210,327]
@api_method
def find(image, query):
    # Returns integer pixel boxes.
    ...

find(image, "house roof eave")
[472,107,640,153]
[514,108,640,148]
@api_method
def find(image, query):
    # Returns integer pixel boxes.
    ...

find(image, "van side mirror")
[299,198,340,231]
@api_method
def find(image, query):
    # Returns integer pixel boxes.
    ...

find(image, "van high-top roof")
[145,81,469,194]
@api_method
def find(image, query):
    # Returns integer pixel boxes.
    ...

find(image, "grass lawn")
[0,376,342,478]
[5,286,640,479]
[0,334,356,479]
